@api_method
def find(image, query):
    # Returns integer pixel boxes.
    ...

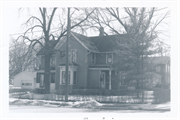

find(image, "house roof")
[36,40,58,55]
[38,32,129,55]
[13,71,36,79]
[148,56,170,65]
[90,34,129,52]
[54,32,99,52]
[71,32,99,52]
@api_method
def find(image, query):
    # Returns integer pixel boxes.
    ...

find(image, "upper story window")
[60,50,66,58]
[106,53,113,64]
[60,49,77,63]
[91,53,96,64]
[50,56,55,66]
[40,55,55,69]
[41,56,45,69]
[71,49,77,63]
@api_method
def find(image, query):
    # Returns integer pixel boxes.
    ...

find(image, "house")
[13,71,36,89]
[35,28,170,91]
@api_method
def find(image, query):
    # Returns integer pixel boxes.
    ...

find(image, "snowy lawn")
[9,98,103,109]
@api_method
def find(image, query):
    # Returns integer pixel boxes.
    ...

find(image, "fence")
[10,88,170,104]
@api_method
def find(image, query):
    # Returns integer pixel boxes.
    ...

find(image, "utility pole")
[141,45,144,103]
[65,7,71,102]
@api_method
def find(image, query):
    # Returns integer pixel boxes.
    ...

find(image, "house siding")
[87,69,100,89]
[96,53,106,64]
[55,35,88,89]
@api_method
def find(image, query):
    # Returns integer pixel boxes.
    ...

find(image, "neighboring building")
[13,71,36,89]
[35,29,170,90]
[149,56,170,87]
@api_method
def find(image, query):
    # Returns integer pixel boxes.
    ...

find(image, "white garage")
[13,71,36,89]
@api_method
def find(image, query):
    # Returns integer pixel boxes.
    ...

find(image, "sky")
[4,7,171,46]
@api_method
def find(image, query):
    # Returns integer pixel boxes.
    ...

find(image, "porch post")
[109,70,111,90]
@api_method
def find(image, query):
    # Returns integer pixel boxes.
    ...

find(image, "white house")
[13,71,36,89]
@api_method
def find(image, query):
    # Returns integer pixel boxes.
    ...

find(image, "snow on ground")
[9,98,103,109]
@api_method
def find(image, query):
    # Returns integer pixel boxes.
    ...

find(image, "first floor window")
[62,71,70,84]
[40,74,44,87]
[50,73,55,83]
[73,71,77,84]
[37,73,44,87]
[61,70,77,85]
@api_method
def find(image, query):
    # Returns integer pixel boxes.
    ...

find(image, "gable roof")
[38,32,129,55]
[54,32,99,52]
[90,34,129,52]
[13,71,36,79]
[37,40,58,55]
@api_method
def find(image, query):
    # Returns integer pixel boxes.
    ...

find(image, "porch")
[88,66,115,90]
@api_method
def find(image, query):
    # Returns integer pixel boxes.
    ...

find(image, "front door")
[100,72,106,89]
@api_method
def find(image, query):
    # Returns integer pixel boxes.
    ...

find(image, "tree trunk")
[44,53,51,94]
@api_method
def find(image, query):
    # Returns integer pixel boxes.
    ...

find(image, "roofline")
[71,32,99,53]
[13,71,36,78]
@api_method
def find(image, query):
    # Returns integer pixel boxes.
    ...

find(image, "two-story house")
[35,28,170,91]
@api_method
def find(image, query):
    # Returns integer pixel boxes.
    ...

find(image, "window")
[106,53,113,63]
[73,71,77,84]
[60,51,65,58]
[91,53,96,64]
[70,49,77,63]
[37,73,44,87]
[62,71,70,84]
[50,56,55,66]
[61,71,77,85]
[22,83,32,86]
[41,56,45,69]
[50,73,55,83]
[40,74,44,87]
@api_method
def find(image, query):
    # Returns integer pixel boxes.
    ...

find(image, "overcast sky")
[3,7,170,46]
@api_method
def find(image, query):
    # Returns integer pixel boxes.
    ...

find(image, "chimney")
[99,27,104,37]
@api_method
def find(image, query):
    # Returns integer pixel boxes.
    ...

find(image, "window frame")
[70,49,77,63]
[50,72,55,83]
[106,53,113,64]
[59,66,78,85]
[50,55,55,67]
[41,56,45,69]
[91,53,96,64]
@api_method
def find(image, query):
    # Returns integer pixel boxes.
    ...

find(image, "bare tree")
[9,38,39,80]
[16,7,95,94]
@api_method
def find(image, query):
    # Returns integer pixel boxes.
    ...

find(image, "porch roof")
[89,65,113,70]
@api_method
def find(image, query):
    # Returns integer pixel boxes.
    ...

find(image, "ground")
[9,104,170,113]
[9,98,170,113]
